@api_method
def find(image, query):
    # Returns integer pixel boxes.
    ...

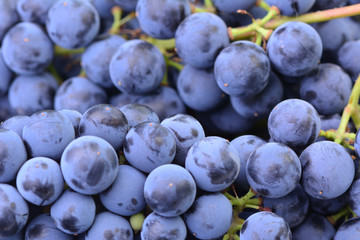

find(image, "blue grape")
[314,0,347,9]
[54,76,108,114]
[144,164,196,217]
[0,0,19,43]
[239,211,291,240]
[267,21,322,77]
[161,113,206,166]
[212,0,257,12]
[0,231,23,240]
[175,12,229,68]
[309,192,348,215]
[348,178,360,216]
[81,34,126,88]
[16,0,57,25]
[263,184,309,228]
[123,122,176,173]
[185,136,240,192]
[16,157,64,206]
[58,109,82,138]
[8,72,58,116]
[99,165,146,216]
[214,40,270,97]
[114,0,138,12]
[268,98,321,152]
[25,213,74,240]
[61,135,119,194]
[141,212,187,240]
[136,0,191,39]
[50,189,96,234]
[334,217,360,240]
[299,63,352,115]
[265,0,315,16]
[230,71,284,119]
[79,104,128,151]
[22,110,75,160]
[1,22,54,75]
[119,103,160,129]
[183,193,232,239]
[0,183,29,237]
[292,213,335,240]
[230,135,266,193]
[85,211,133,240]
[0,115,30,137]
[176,65,227,112]
[0,48,12,97]
[109,39,165,95]
[337,39,360,82]
[246,142,301,198]
[0,129,27,183]
[91,0,117,19]
[300,141,355,199]
[46,0,100,49]
[110,93,142,109]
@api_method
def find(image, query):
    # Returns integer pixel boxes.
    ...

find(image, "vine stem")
[109,6,122,34]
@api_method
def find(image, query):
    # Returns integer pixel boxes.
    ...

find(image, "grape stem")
[109,6,123,34]
[54,45,84,55]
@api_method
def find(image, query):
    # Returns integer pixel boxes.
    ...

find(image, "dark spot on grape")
[27,224,44,239]
[104,229,114,240]
[86,160,106,186]
[118,203,123,206]
[191,128,198,138]
[71,179,84,189]
[22,179,55,204]
[0,208,18,236]
[131,198,137,205]
[304,91,317,101]
[61,215,79,233]
[240,220,248,234]
[256,188,270,196]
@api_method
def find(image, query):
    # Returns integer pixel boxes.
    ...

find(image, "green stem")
[54,45,84,55]
[319,130,356,141]
[47,64,63,85]
[118,12,136,28]
[204,0,214,9]
[109,6,122,34]
[225,188,257,211]
[328,205,353,225]
[256,0,271,12]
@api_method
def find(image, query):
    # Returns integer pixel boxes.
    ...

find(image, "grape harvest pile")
[3,0,360,239]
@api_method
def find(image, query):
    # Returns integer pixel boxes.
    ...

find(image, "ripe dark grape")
[292,213,335,240]
[309,192,348,215]
[246,142,301,198]
[16,0,57,25]
[91,0,117,19]
[99,165,146,216]
[175,12,229,68]
[185,136,240,192]
[2,22,54,75]
[212,0,257,12]
[141,212,187,240]
[348,178,360,216]
[0,115,30,137]
[300,141,355,199]
[0,129,27,183]
[109,39,165,95]
[0,49,12,97]
[267,21,322,77]
[144,164,196,217]
[214,40,271,97]
[337,39,360,81]
[136,0,191,39]
[16,157,64,206]
[60,135,119,195]
[58,109,82,138]
[119,103,160,129]
[46,0,100,49]
[0,0,19,42]
[265,0,315,16]
[334,217,360,240]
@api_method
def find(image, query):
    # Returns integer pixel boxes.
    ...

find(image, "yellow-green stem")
[118,12,136,28]
[225,188,257,211]
[256,0,271,12]
[165,57,184,72]
[54,45,84,55]
[109,6,123,34]
[328,205,353,225]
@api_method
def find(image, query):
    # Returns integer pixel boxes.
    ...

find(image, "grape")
[79,104,128,151]
[81,34,126,88]
[300,141,355,199]
[263,184,309,228]
[348,178,360,216]
[109,39,165,95]
[85,211,133,240]
[54,76,108,114]
[0,49,12,97]
[144,164,196,217]
[176,65,227,112]
[337,39,360,81]
[141,212,187,240]
[292,213,335,240]
[214,40,270,97]
[123,122,176,173]
[0,183,29,237]
[314,0,347,10]
[25,213,74,240]
[212,0,257,12]
[46,0,100,49]
[309,192,348,215]
[239,211,292,240]
[175,12,229,68]
[16,0,57,25]
[0,115,30,137]
[136,0,191,39]
[119,103,160,129]
[230,71,284,119]
[185,136,240,192]
[2,22,54,75]
[91,0,117,19]
[61,135,119,195]
[0,0,19,43]
[183,193,232,240]
[99,165,147,216]
[58,109,82,138]
[50,189,96,234]
[246,142,301,198]
[268,98,321,152]
[334,217,360,240]
[299,63,352,115]
[161,113,205,166]
[267,21,322,77]
[22,110,75,160]
[16,157,64,206]
[8,72,58,116]
[0,129,27,183]
[265,0,315,16]
[110,93,142,110]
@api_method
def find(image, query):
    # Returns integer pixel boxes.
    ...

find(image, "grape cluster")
[1,0,360,239]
